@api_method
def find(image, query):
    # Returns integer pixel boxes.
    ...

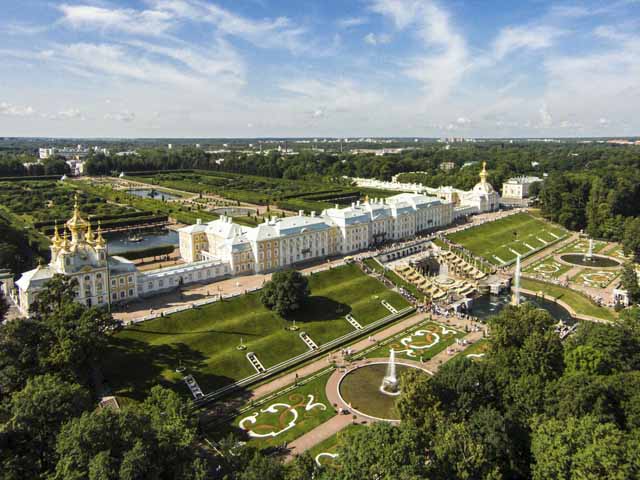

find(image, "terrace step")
[536,237,548,245]
[548,231,560,239]
[493,255,507,265]
[299,331,318,350]
[246,352,266,373]
[381,300,398,314]
[524,243,535,251]
[183,375,204,400]
[345,314,363,330]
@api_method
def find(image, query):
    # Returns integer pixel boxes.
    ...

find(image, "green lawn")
[447,213,567,265]
[104,264,409,398]
[363,321,465,362]
[520,278,617,321]
[212,371,335,450]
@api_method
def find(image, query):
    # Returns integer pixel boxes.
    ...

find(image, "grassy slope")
[520,278,616,321]
[447,213,566,264]
[104,264,409,398]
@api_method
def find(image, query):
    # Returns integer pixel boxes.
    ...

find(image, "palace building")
[178,192,454,274]
[11,166,500,316]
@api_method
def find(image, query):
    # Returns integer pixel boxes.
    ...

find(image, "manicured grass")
[104,264,409,398]
[363,321,465,362]
[339,364,429,420]
[524,256,573,279]
[520,278,617,321]
[219,371,335,449]
[447,213,567,265]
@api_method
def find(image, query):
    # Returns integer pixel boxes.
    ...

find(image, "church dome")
[473,162,495,194]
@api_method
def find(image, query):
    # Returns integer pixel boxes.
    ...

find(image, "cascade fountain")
[511,254,521,306]
[380,349,401,396]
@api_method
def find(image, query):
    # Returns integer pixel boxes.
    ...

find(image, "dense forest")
[0,154,69,177]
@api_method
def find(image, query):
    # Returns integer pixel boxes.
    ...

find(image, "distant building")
[502,176,542,200]
[39,145,108,160]
[439,162,456,171]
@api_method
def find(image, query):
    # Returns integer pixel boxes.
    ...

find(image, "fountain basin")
[338,362,431,421]
[559,254,620,268]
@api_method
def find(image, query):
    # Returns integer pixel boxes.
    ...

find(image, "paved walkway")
[284,326,484,460]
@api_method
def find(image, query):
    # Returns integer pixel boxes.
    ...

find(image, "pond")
[126,188,181,201]
[559,254,620,268]
[106,229,178,254]
[470,291,574,323]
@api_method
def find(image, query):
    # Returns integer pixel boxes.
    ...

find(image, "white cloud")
[337,17,368,28]
[364,32,392,45]
[493,25,566,60]
[456,116,471,125]
[42,108,84,120]
[59,4,174,36]
[104,111,136,123]
[371,0,469,103]
[149,0,308,53]
[539,103,553,128]
[0,102,35,116]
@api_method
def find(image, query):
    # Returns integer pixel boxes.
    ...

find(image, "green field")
[520,278,616,321]
[447,213,567,265]
[104,264,409,399]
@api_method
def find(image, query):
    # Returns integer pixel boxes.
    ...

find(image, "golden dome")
[95,221,106,248]
[66,194,89,232]
[52,222,62,248]
[86,222,95,244]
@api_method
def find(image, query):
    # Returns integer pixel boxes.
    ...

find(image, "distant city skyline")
[1,0,640,138]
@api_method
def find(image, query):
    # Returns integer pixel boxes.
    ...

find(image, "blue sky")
[1,0,639,138]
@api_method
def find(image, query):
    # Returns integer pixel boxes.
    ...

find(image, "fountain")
[434,260,455,286]
[584,238,594,261]
[511,254,521,306]
[380,349,401,396]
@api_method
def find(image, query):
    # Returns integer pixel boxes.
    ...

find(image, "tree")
[3,374,90,477]
[0,289,8,323]
[531,415,630,480]
[285,453,318,480]
[620,262,640,305]
[53,387,205,480]
[327,422,427,480]
[260,270,310,317]
[622,217,640,262]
